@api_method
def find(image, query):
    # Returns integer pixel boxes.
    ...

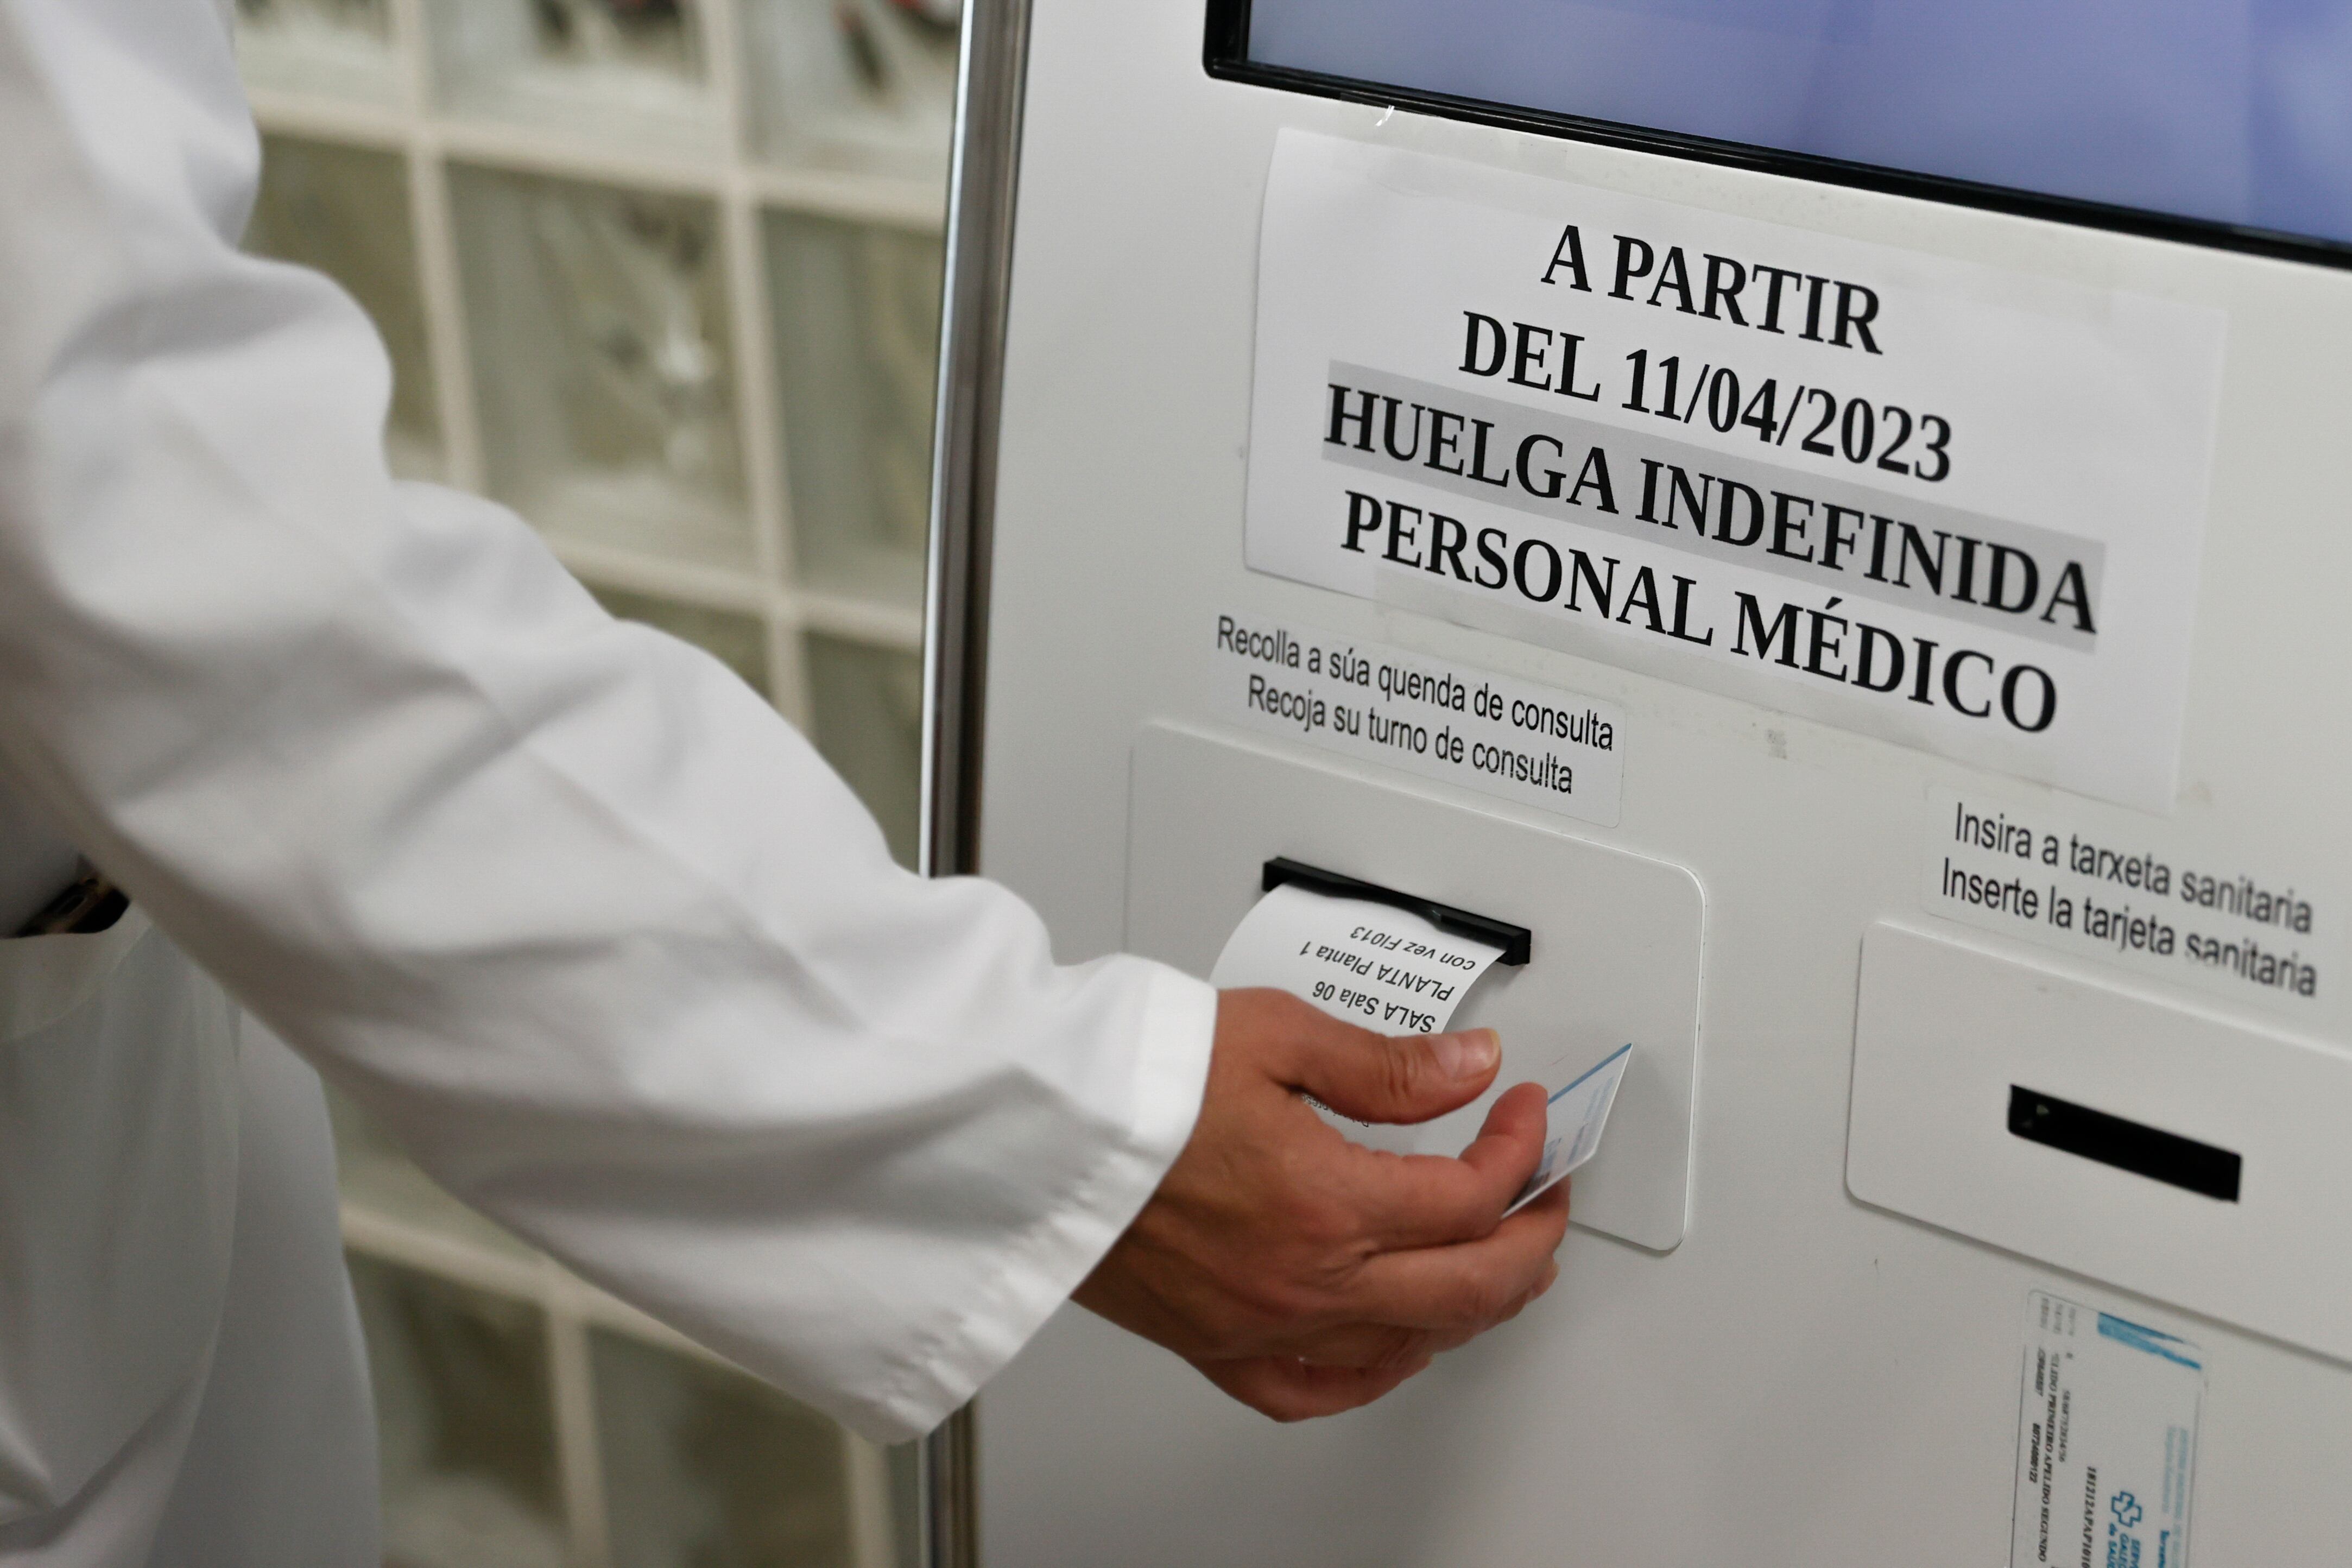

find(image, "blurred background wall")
[231,2,958,1561]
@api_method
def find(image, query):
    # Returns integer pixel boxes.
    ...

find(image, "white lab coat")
[0,2,1217,1563]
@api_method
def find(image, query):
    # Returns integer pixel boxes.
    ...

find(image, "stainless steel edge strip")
[918,0,1035,1556]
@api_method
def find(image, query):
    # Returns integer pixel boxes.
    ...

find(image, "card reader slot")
[2007,1085,2241,1202]
[1261,857,1532,965]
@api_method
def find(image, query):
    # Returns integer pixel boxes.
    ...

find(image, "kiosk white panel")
[959,0,2352,1558]
[1849,921,2352,1363]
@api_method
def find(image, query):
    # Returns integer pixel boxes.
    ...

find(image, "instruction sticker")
[2012,1292,2202,1568]
[1210,611,1626,826]
[1249,129,2225,812]
[1925,785,2336,1016]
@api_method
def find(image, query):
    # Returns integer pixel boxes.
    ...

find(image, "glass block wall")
[232,1,949,1560]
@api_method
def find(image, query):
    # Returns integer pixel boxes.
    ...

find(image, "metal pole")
[916,0,1034,1556]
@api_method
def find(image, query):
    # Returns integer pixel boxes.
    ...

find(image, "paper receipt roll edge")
[1210,881,1511,1037]
[1210,880,1633,1211]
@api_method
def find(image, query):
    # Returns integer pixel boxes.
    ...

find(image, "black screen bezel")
[1205,0,2352,273]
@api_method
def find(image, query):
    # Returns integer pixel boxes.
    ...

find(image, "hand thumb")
[1294,1023,1501,1126]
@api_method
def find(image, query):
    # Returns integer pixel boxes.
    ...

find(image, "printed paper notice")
[2012,1292,2201,1567]
[1248,129,2224,812]
[1210,612,1625,826]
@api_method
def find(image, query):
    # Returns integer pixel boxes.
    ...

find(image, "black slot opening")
[1261,857,1532,965]
[2007,1086,2241,1203]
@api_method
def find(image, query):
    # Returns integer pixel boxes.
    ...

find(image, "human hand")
[1072,987,1570,1421]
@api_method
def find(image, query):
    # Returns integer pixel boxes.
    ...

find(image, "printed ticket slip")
[1211,882,1630,1201]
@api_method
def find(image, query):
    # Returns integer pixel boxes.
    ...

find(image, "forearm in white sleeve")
[0,0,1215,1440]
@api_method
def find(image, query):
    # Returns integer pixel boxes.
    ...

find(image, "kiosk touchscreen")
[941,2,2352,1560]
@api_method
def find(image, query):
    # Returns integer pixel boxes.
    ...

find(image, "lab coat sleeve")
[0,0,1217,1441]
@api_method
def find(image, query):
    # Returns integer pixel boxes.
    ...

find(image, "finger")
[1342,1196,1572,1332]
[1266,1321,1462,1371]
[1269,996,1501,1126]
[1339,1081,1554,1251]
[1196,1354,1432,1422]
[1520,1177,1571,1227]
[1276,1251,1560,1368]
[1259,1255,1560,1366]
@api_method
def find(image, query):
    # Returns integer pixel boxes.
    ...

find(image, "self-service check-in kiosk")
[918,3,2352,1561]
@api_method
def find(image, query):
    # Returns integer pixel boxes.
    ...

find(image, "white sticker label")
[1210,612,1626,825]
[2013,1292,2201,1568]
[1925,785,2335,1015]
[1249,129,2225,812]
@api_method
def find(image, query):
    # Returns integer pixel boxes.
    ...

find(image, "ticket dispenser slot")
[1258,857,1533,965]
[1850,923,2352,1361]
[1128,721,1704,1251]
